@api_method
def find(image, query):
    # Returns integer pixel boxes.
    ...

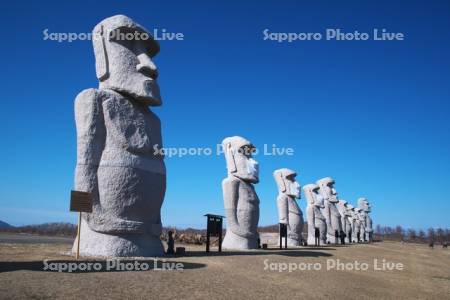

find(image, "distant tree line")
[0,223,77,237]
[1,223,448,245]
[374,225,450,244]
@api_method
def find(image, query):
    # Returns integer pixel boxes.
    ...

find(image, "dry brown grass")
[0,233,449,299]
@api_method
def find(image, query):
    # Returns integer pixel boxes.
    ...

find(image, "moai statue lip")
[94,15,162,106]
[274,168,303,247]
[72,15,166,257]
[304,183,327,246]
[221,136,260,250]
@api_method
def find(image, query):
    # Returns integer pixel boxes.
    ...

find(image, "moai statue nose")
[136,53,158,79]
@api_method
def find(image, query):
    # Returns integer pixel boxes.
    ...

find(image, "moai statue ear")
[278,173,286,192]
[225,143,237,173]
[93,25,109,81]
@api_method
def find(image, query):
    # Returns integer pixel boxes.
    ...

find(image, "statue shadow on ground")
[173,248,334,258]
[0,259,206,273]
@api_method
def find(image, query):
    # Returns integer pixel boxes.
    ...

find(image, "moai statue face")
[303,184,324,208]
[274,168,301,199]
[317,177,338,203]
[358,197,371,213]
[222,136,259,183]
[93,15,161,105]
[337,200,350,216]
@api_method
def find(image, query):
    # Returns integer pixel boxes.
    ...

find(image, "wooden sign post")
[70,190,93,260]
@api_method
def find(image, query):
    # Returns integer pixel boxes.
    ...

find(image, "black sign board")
[279,223,288,250]
[70,190,93,213]
[204,214,224,252]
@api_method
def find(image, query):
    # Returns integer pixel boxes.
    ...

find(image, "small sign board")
[70,190,93,213]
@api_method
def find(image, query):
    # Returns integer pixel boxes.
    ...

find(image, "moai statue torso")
[221,136,260,250]
[73,15,166,257]
[317,177,342,244]
[274,168,303,246]
[304,184,327,246]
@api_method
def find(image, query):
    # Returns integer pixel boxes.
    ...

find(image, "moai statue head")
[358,197,371,213]
[222,136,259,183]
[303,184,324,208]
[337,200,350,216]
[273,168,301,199]
[346,204,355,215]
[93,15,161,105]
[316,177,338,203]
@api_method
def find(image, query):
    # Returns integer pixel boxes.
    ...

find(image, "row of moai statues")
[221,135,373,250]
[74,15,372,256]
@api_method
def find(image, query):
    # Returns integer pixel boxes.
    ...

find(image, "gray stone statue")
[352,208,362,242]
[303,184,327,246]
[336,199,350,244]
[221,136,260,250]
[73,15,165,257]
[358,197,373,242]
[344,204,354,243]
[273,168,303,246]
[317,177,342,244]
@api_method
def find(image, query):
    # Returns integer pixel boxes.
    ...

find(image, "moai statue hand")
[344,204,354,243]
[304,184,327,246]
[73,15,165,257]
[221,136,260,250]
[273,168,303,246]
[358,197,373,242]
[317,177,342,244]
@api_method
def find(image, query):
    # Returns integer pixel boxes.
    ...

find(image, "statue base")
[222,231,259,250]
[72,219,164,257]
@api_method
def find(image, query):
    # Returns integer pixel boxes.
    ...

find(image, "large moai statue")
[358,197,373,242]
[303,184,327,246]
[336,200,350,244]
[73,15,166,257]
[221,136,260,250]
[317,177,342,244]
[273,168,303,246]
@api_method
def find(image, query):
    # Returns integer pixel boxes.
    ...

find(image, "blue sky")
[1,0,449,229]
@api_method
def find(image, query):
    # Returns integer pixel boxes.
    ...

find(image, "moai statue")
[73,15,166,257]
[273,168,303,246]
[304,184,327,246]
[336,200,349,244]
[345,204,354,243]
[353,208,362,242]
[221,136,260,250]
[317,177,342,244]
[358,197,373,242]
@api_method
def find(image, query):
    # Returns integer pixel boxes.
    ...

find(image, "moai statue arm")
[222,178,255,239]
[307,205,315,230]
[74,89,106,195]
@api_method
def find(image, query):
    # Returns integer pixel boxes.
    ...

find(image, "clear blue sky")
[1,0,449,229]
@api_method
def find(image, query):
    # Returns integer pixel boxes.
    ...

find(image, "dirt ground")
[0,233,449,299]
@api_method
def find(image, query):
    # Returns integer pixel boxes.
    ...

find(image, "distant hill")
[0,220,13,228]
